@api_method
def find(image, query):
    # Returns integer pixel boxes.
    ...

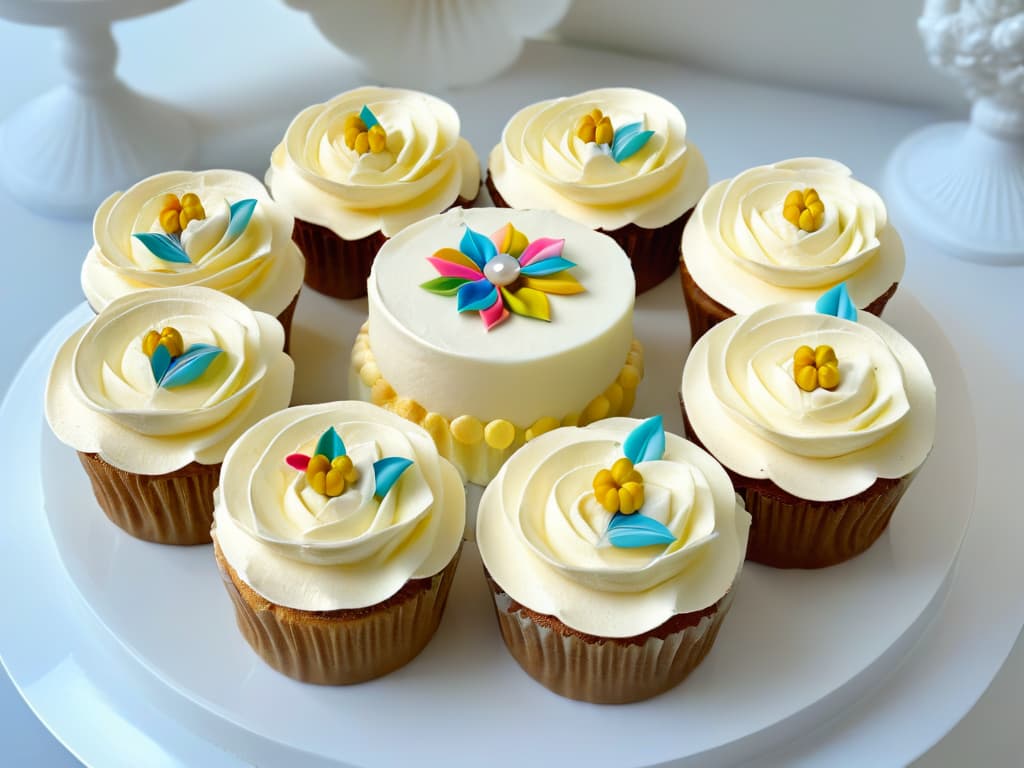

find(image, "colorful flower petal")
[480,296,509,330]
[523,271,585,295]
[429,247,482,273]
[815,282,857,322]
[315,426,346,461]
[518,237,565,266]
[460,226,497,268]
[623,415,665,465]
[285,453,311,471]
[501,286,550,321]
[421,276,472,295]
[160,344,223,389]
[426,256,482,281]
[520,256,576,276]
[133,232,191,264]
[373,456,414,498]
[150,343,171,383]
[606,511,676,548]
[226,199,257,240]
[491,222,530,258]
[611,122,654,163]
[457,279,498,312]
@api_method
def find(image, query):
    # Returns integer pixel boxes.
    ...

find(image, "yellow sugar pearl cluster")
[343,113,387,155]
[793,344,840,392]
[306,453,359,497]
[593,457,645,515]
[159,193,205,235]
[575,108,614,145]
[783,188,825,233]
[142,326,184,358]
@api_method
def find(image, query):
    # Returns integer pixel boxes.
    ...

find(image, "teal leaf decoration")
[133,232,191,264]
[460,226,497,268]
[816,282,857,322]
[623,415,665,464]
[373,456,414,499]
[611,122,654,163]
[226,198,257,240]
[457,279,497,312]
[606,512,676,549]
[359,104,380,129]
[420,276,471,296]
[159,344,223,389]
[150,343,172,384]
[315,426,346,461]
[520,257,577,276]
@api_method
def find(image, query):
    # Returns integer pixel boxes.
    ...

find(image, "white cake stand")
[0,0,196,219]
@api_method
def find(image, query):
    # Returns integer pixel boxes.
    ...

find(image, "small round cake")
[680,157,904,342]
[350,206,644,485]
[45,287,294,545]
[266,86,481,299]
[212,401,465,685]
[681,292,935,568]
[82,169,305,349]
[487,87,708,293]
[476,416,750,704]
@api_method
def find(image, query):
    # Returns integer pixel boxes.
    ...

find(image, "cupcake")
[266,86,481,299]
[487,87,708,294]
[351,207,643,485]
[212,401,465,685]
[82,169,305,351]
[680,157,904,343]
[680,289,935,568]
[45,287,294,545]
[476,415,750,704]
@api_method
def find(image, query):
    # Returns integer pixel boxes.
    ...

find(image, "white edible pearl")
[483,252,521,286]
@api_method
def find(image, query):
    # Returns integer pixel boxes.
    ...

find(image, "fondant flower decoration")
[816,282,858,322]
[574,107,654,163]
[141,326,223,390]
[420,223,584,331]
[793,345,840,392]
[285,426,414,501]
[594,415,677,549]
[783,187,825,232]
[133,197,258,265]
[343,105,387,155]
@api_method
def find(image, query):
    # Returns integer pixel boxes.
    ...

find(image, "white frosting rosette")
[82,170,305,317]
[266,86,481,240]
[682,158,905,312]
[682,302,936,501]
[213,402,465,611]
[476,417,749,638]
[488,87,708,231]
[45,287,294,474]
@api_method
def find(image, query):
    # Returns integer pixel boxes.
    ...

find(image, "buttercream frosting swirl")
[82,170,305,318]
[488,87,708,231]
[682,302,936,500]
[682,158,905,312]
[45,287,294,474]
[476,417,749,638]
[213,401,465,610]
[266,86,481,240]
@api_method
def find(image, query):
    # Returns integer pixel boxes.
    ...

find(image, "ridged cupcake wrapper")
[215,542,462,685]
[678,256,900,345]
[292,218,387,300]
[486,173,690,296]
[275,289,301,355]
[77,451,219,545]
[486,577,733,704]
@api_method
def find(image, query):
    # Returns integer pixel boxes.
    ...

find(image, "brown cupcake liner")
[274,289,301,355]
[679,256,900,345]
[292,195,478,300]
[78,451,219,545]
[485,573,732,704]
[486,173,691,295]
[215,540,462,685]
[679,400,913,568]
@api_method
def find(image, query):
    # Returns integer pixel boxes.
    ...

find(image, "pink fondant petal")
[480,296,509,330]
[426,256,482,281]
[518,237,565,266]
[285,453,310,471]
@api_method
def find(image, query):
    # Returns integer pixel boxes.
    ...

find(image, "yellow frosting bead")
[818,361,840,390]
[594,117,614,145]
[484,419,516,450]
[370,379,396,405]
[591,457,645,515]
[395,397,427,424]
[793,345,816,369]
[367,124,387,153]
[143,326,184,359]
[525,416,560,442]
[353,132,370,155]
[793,343,840,391]
[795,365,819,392]
[604,382,624,413]
[159,208,182,234]
[576,109,613,145]
[618,482,644,515]
[618,364,641,390]
[814,345,837,367]
[142,330,161,357]
[451,415,483,445]
[582,395,610,424]
[342,111,387,155]
[359,361,381,387]
[306,453,331,495]
[782,187,825,232]
[561,412,580,427]
[422,412,450,447]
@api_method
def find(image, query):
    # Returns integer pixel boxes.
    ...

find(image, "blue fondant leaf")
[150,343,171,384]
[459,226,497,268]
[611,122,654,163]
[159,344,223,389]
[606,512,676,549]
[315,426,346,461]
[359,104,380,129]
[623,415,665,464]
[133,232,191,264]
[457,279,497,312]
[226,198,257,240]
[520,257,577,276]
[816,282,858,322]
[373,456,414,499]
